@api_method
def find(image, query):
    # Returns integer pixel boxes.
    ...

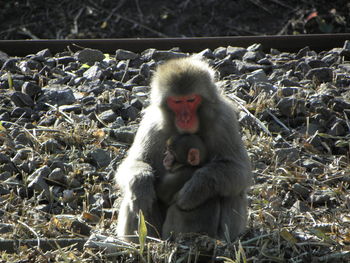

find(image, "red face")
[167,94,202,133]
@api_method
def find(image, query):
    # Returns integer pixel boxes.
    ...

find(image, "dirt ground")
[0,0,349,39]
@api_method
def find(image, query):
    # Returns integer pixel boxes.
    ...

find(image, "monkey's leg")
[162,197,220,239]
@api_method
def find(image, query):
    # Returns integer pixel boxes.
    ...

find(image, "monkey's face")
[166,94,202,133]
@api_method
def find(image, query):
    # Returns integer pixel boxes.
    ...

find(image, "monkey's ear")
[187,148,200,166]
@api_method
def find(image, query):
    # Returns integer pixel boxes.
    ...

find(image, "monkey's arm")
[115,110,164,212]
[177,156,252,210]
[156,167,194,205]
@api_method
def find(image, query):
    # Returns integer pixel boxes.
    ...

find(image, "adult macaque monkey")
[157,134,207,206]
[115,57,252,241]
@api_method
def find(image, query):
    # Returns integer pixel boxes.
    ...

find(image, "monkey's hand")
[176,171,214,210]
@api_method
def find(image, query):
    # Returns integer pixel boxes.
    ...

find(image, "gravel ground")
[0,41,350,262]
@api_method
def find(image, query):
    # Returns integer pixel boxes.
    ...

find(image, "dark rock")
[0,153,11,164]
[71,220,92,235]
[278,78,301,87]
[329,120,346,136]
[196,48,215,59]
[281,87,299,97]
[11,107,32,118]
[139,63,150,78]
[245,69,268,84]
[76,48,105,64]
[130,98,143,110]
[56,56,76,65]
[227,46,247,59]
[22,81,42,98]
[0,50,9,68]
[292,183,311,199]
[115,49,139,60]
[151,50,187,61]
[87,148,111,168]
[14,133,31,146]
[213,47,227,59]
[1,58,20,72]
[0,223,13,234]
[275,147,299,163]
[99,110,117,123]
[38,86,76,106]
[277,97,306,117]
[121,105,139,121]
[48,168,67,184]
[10,91,34,107]
[36,48,52,58]
[27,165,51,199]
[305,58,328,68]
[112,125,138,144]
[295,46,310,59]
[305,67,333,83]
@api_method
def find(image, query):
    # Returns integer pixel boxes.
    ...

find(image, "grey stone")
[226,46,247,59]
[83,65,104,81]
[305,67,333,83]
[10,91,34,107]
[76,48,105,64]
[213,46,227,59]
[99,109,117,123]
[277,97,306,117]
[115,49,139,60]
[246,69,268,84]
[22,81,42,98]
[38,86,76,106]
[87,149,111,168]
[112,125,138,144]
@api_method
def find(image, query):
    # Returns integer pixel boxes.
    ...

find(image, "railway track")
[1,33,350,56]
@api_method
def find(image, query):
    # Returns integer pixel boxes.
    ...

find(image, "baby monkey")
[156,134,207,205]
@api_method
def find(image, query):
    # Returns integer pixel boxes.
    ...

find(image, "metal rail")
[0,34,349,56]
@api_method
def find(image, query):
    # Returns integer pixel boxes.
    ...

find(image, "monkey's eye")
[174,100,182,104]
[187,98,195,103]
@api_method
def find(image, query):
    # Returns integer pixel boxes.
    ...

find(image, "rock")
[275,147,299,163]
[278,78,301,87]
[56,56,76,65]
[227,46,247,59]
[121,105,139,121]
[83,65,104,81]
[0,153,11,164]
[245,69,268,84]
[115,49,139,60]
[213,47,227,59]
[38,86,76,106]
[151,50,187,61]
[27,166,51,199]
[292,183,311,199]
[76,48,105,63]
[112,125,138,144]
[10,91,34,107]
[87,149,111,168]
[99,109,117,123]
[277,97,306,117]
[22,81,42,98]
[305,67,333,83]
[0,50,9,68]
[1,58,20,72]
[36,48,52,58]
[280,87,299,97]
[139,63,150,78]
[48,168,67,184]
